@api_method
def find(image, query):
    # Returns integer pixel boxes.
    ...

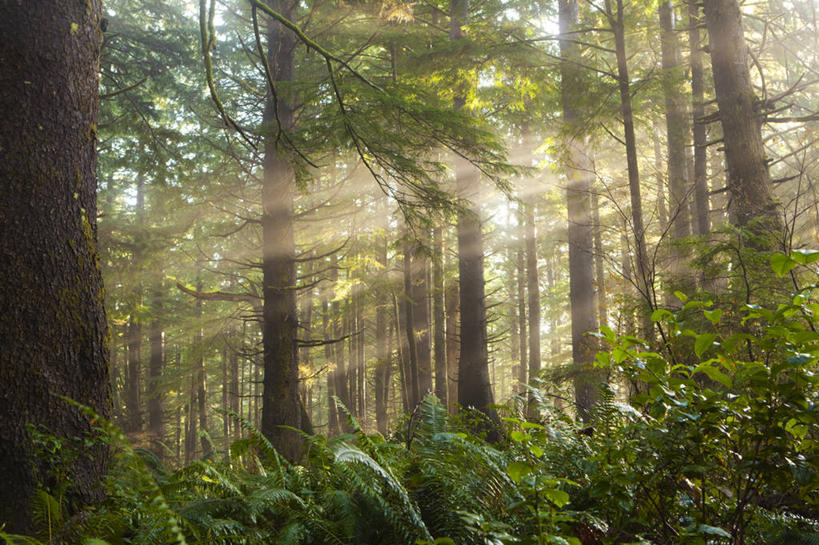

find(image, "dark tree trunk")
[688,2,710,236]
[259,0,305,462]
[0,0,110,530]
[394,294,411,414]
[375,237,391,433]
[433,227,448,404]
[195,283,209,458]
[126,314,143,432]
[147,285,164,457]
[452,0,497,430]
[703,0,781,240]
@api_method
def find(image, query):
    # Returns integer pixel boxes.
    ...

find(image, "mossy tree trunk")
[0,0,110,532]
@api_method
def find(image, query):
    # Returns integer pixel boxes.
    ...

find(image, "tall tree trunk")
[525,203,542,418]
[259,1,304,462]
[659,0,692,242]
[703,0,781,240]
[432,227,448,403]
[403,237,421,408]
[195,281,209,458]
[375,239,390,433]
[147,284,164,457]
[592,189,609,327]
[323,297,339,435]
[126,314,143,432]
[516,244,527,390]
[607,0,651,305]
[444,259,460,413]
[452,0,497,429]
[688,2,710,237]
[411,237,433,397]
[560,0,601,420]
[0,1,110,529]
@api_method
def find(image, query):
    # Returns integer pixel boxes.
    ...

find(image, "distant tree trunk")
[393,294,411,414]
[592,189,609,327]
[403,238,421,408]
[411,238,433,397]
[703,0,782,240]
[688,2,710,236]
[195,282,209,458]
[323,298,339,435]
[444,259,460,413]
[0,0,110,530]
[452,0,497,430]
[186,364,197,463]
[516,242,527,390]
[525,202,542,418]
[659,0,692,243]
[375,239,390,433]
[126,313,143,433]
[432,227,448,404]
[259,0,304,463]
[654,121,669,231]
[147,285,164,457]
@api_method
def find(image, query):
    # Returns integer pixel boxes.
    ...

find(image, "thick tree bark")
[688,2,710,236]
[259,0,305,462]
[0,0,110,531]
[452,0,498,430]
[703,0,781,240]
[432,227,448,404]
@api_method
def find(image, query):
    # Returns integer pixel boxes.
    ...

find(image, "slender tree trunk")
[704,0,782,240]
[689,1,710,237]
[607,0,651,304]
[444,259,460,413]
[592,189,609,327]
[394,294,411,414]
[126,313,143,432]
[433,227,448,403]
[148,285,164,457]
[516,244,527,390]
[375,239,390,433]
[412,238,432,397]
[403,238,421,408]
[0,1,110,529]
[195,281,209,458]
[525,203,542,418]
[323,298,339,435]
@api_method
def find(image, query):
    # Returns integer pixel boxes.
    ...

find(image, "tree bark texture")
[688,2,711,236]
[259,0,305,462]
[432,227,448,404]
[525,204,542,418]
[0,0,110,531]
[704,0,781,239]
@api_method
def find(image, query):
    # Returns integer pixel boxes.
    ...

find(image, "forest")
[2,0,819,543]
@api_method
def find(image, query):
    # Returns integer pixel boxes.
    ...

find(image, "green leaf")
[771,253,798,276]
[509,430,527,443]
[694,333,717,358]
[674,291,688,303]
[696,524,731,538]
[792,249,819,264]
[693,360,732,387]
[542,488,570,507]
[651,308,674,323]
[703,309,722,326]
[529,444,544,457]
[506,461,531,483]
